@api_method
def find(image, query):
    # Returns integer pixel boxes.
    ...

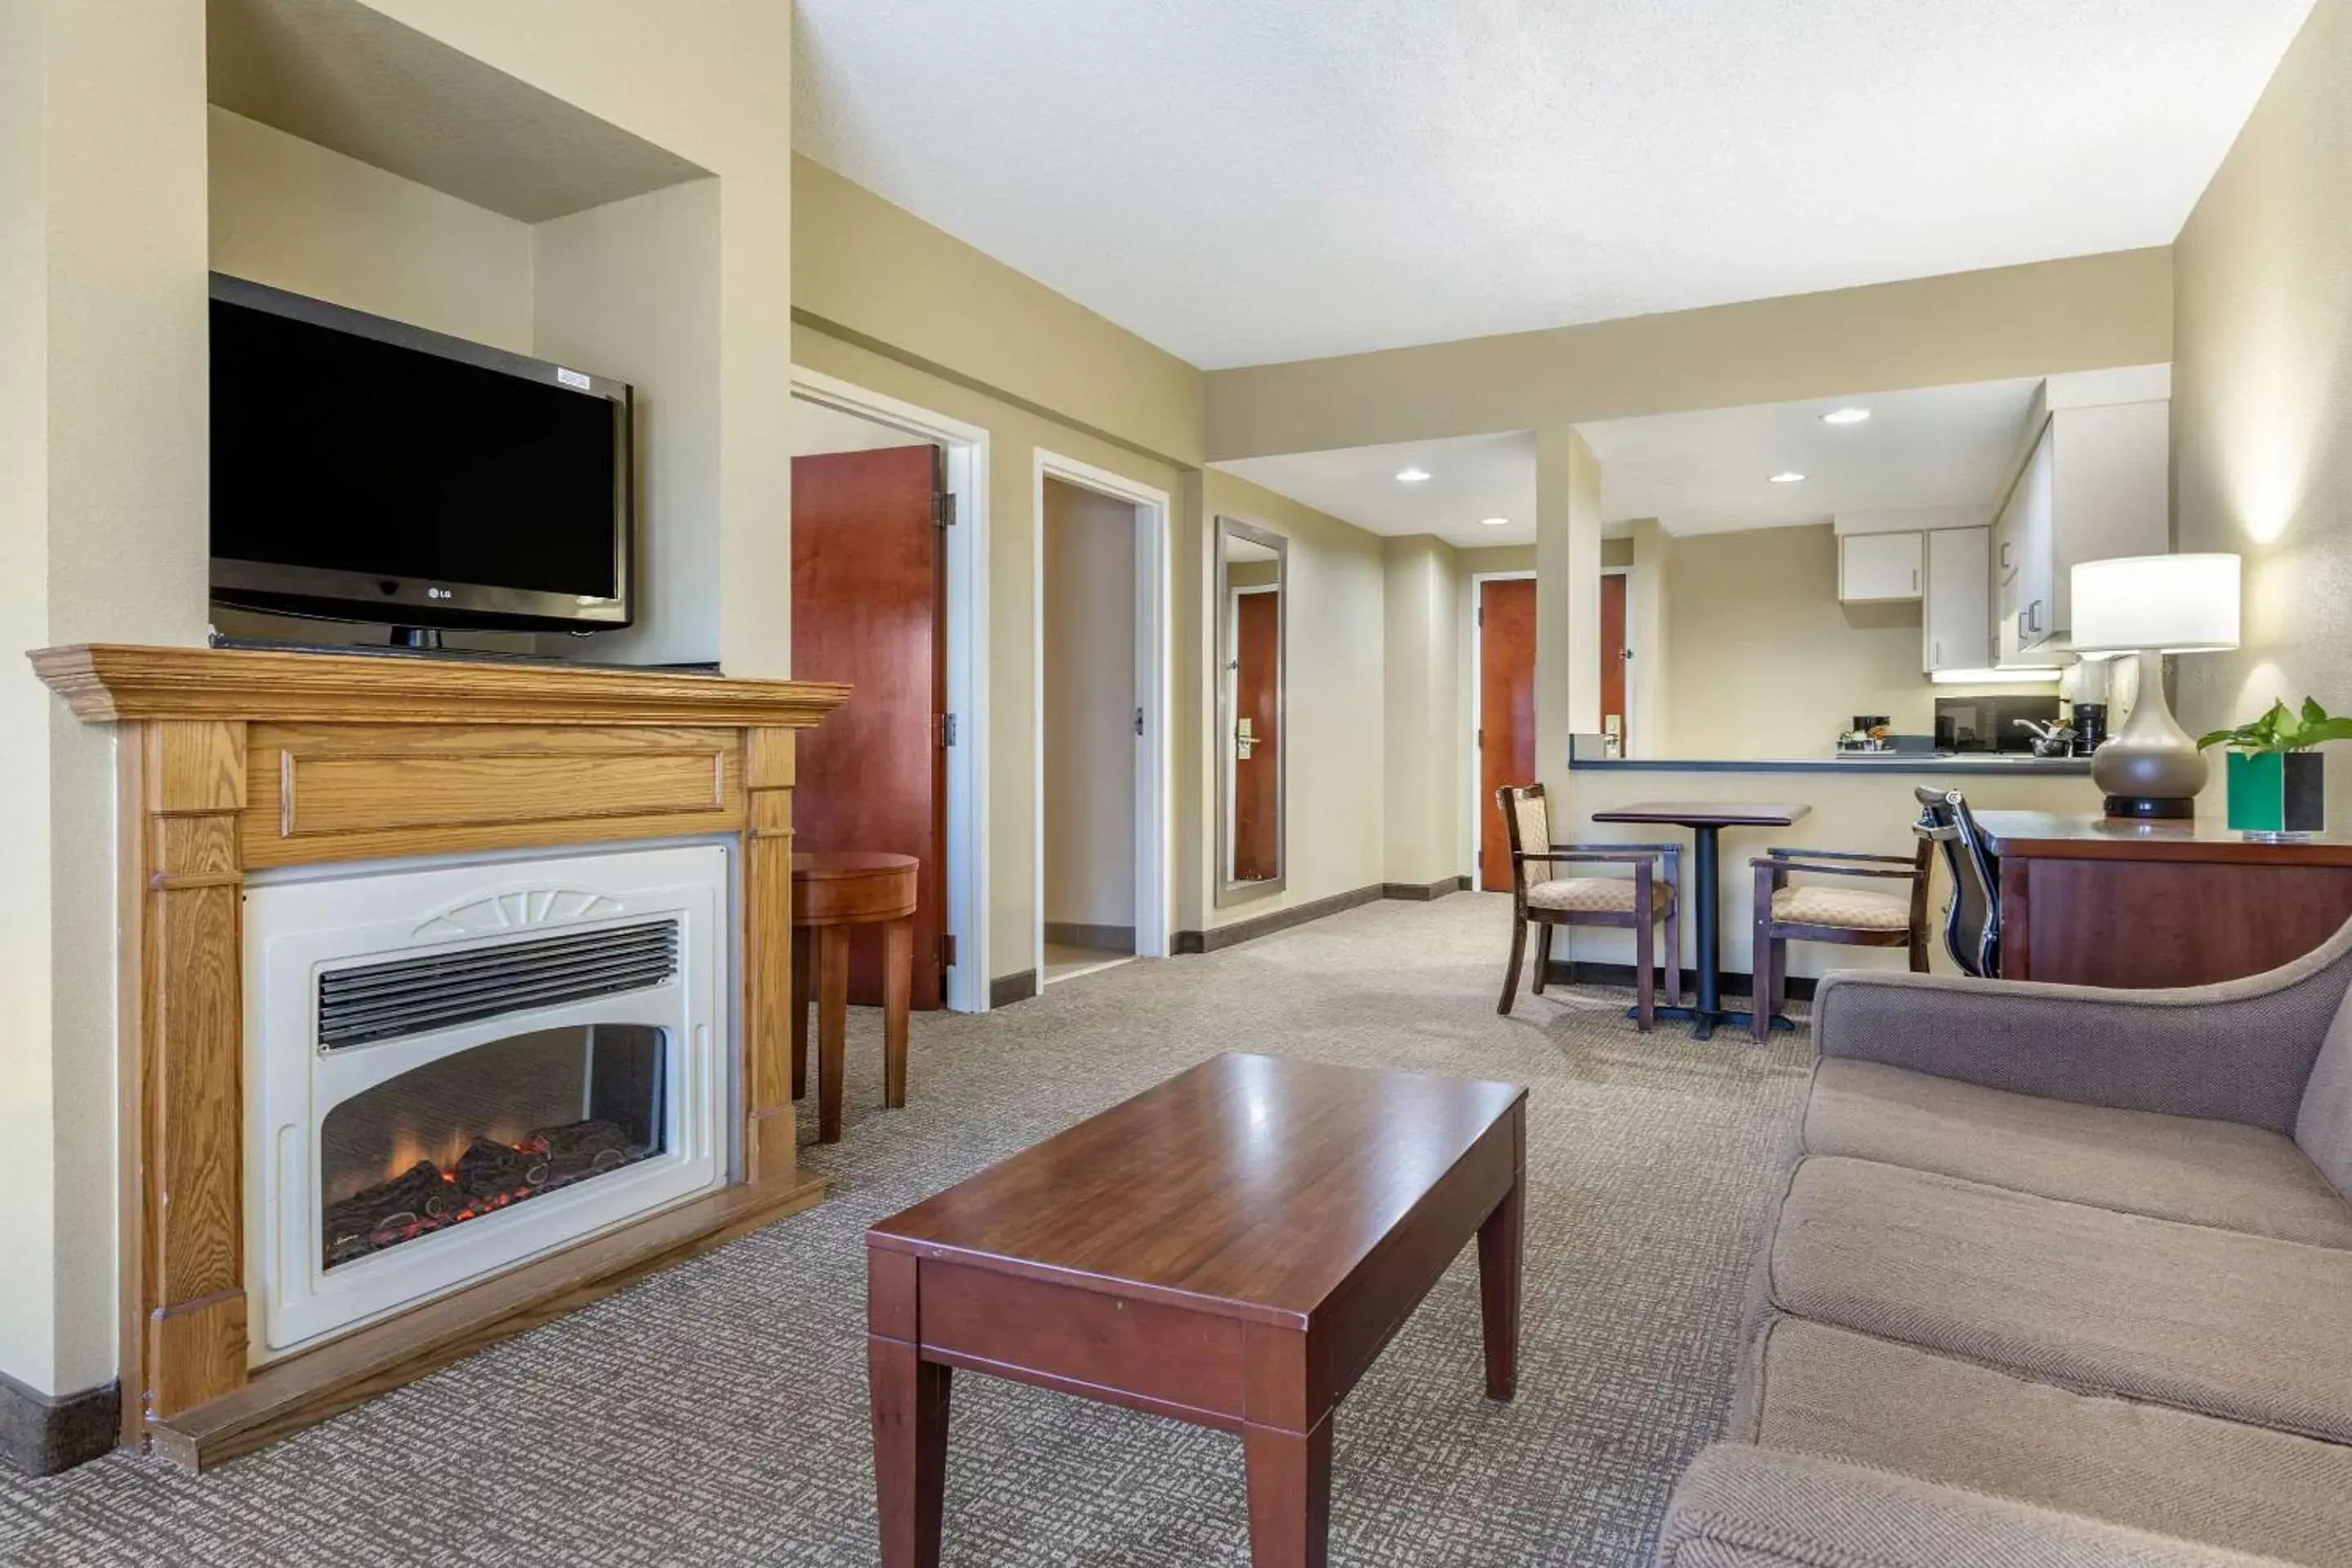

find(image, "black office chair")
[1913,786,2001,978]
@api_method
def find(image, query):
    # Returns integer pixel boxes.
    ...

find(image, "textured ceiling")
[1218,433,1538,549]
[795,0,2311,368]
[1580,379,2043,535]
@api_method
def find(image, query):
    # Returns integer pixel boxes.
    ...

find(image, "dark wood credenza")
[1978,811,2352,988]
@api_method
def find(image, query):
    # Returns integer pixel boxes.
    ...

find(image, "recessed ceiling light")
[1768,471,1806,484]
[1479,516,1510,527]
[1821,407,1871,425]
[1394,467,1432,484]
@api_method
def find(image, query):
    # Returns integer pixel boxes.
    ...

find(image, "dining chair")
[1747,839,1931,1041]
[1495,782,1681,1029]
[1913,786,2002,977]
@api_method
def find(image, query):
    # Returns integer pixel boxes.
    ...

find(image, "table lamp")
[2070,553,2242,819]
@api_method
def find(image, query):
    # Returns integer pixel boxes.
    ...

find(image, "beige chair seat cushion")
[1526,876,1667,917]
[1735,1316,2352,1566]
[1766,1156,2352,1444]
[1805,1058,2352,1249]
[1771,883,1911,931]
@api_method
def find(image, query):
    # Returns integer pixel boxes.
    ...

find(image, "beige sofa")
[1655,918,2352,1568]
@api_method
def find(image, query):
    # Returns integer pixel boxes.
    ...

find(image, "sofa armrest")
[1655,1445,2294,1568]
[1811,922,2352,1133]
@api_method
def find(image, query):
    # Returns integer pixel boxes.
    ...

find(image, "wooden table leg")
[791,924,810,1102]
[1477,1106,1525,1401]
[1244,1419,1331,1568]
[817,923,849,1144]
[871,1336,952,1568]
[882,915,912,1110]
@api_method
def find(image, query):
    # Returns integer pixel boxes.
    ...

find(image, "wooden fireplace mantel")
[32,644,849,1468]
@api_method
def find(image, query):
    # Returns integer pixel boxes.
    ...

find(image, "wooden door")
[1477,579,1537,893]
[791,446,947,1009]
[1600,571,1628,752]
[1232,590,1281,882]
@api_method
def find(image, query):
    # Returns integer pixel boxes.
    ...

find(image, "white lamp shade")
[2069,554,2241,654]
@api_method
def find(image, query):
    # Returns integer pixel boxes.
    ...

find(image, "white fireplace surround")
[244,841,732,1359]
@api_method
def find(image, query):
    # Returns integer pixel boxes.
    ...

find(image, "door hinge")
[1476,727,1484,749]
[933,492,957,528]
[935,712,958,748]
[1134,706,1145,737]
[1476,607,1483,627]
[940,933,957,969]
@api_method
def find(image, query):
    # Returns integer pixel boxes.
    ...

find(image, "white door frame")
[788,367,992,1013]
[1468,569,1539,885]
[1032,450,1173,980]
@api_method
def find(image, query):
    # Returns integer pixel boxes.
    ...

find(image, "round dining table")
[1588,800,1812,1040]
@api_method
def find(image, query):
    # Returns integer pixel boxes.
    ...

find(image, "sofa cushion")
[1766,1156,2352,1445]
[1656,1442,2297,1568]
[2296,982,2352,1202]
[1734,1316,2352,1566]
[1806,1058,2352,1248]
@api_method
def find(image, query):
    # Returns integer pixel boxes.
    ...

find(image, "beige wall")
[1659,524,2057,758]
[1205,248,2175,461]
[792,324,1181,980]
[794,156,1205,469]
[1042,479,1138,930]
[1194,473,1388,929]
[532,178,724,666]
[2172,0,2352,817]
[210,107,535,350]
[3,0,212,1400]
[1664,525,1931,758]
[1382,535,1461,888]
[1535,426,1606,808]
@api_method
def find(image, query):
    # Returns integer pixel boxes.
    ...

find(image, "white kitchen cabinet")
[1995,398,2168,662]
[1923,526,1990,674]
[1839,530,1923,604]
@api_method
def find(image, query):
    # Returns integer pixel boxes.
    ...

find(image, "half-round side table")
[791,851,920,1144]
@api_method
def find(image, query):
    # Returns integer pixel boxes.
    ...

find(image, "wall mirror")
[1216,517,1286,906]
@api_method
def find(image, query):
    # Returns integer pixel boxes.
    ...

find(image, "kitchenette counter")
[1568,752,2092,775]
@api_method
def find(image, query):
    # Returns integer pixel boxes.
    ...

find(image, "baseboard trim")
[1379,874,1472,902]
[989,969,1040,1009]
[0,1370,119,1477]
[1041,921,1136,953]
[1547,960,1819,1002]
[1175,882,1387,955]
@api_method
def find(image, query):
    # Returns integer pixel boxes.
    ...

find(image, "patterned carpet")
[0,893,1811,1566]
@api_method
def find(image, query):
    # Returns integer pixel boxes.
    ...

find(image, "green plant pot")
[2226,750,2326,835]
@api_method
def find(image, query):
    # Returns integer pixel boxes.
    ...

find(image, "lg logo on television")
[426,587,452,600]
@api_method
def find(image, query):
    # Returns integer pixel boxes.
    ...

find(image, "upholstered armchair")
[1496,782,1680,1028]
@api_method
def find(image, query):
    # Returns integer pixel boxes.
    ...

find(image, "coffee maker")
[2070,702,2108,756]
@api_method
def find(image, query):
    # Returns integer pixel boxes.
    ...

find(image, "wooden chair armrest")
[1765,846,1915,865]
[1517,849,1670,866]
[1753,858,1921,880]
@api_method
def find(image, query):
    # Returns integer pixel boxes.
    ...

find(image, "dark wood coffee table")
[866,1053,1528,1567]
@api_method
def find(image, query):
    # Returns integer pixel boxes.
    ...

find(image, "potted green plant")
[2197,698,2352,835]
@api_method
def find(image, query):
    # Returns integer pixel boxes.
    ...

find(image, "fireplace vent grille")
[318,919,680,1049]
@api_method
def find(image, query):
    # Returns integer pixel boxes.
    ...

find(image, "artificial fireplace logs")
[323,1118,650,1268]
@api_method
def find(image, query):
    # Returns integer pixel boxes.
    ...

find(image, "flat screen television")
[209,273,634,639]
